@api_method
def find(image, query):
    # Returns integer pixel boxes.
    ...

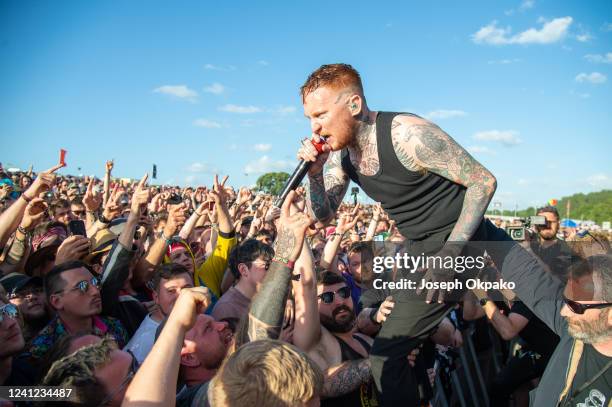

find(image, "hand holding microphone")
[273,135,330,208]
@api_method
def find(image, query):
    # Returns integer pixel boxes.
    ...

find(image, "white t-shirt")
[124,313,160,364]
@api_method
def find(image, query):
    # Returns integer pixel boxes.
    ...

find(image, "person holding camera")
[529,206,573,282]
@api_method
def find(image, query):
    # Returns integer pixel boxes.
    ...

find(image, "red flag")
[59,149,67,167]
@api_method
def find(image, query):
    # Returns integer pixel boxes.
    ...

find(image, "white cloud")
[273,105,297,115]
[257,60,269,66]
[187,162,210,173]
[253,143,272,152]
[193,119,222,128]
[185,175,196,184]
[488,58,521,64]
[203,83,225,95]
[601,22,612,32]
[576,33,593,42]
[519,0,534,11]
[473,130,522,146]
[467,145,496,155]
[204,64,236,71]
[152,85,198,102]
[244,156,292,174]
[586,173,612,188]
[584,53,612,64]
[472,17,572,45]
[425,109,467,120]
[575,72,607,84]
[219,104,262,114]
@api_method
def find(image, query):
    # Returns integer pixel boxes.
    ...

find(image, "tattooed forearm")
[306,151,349,222]
[391,119,497,243]
[322,358,372,398]
[274,225,297,260]
[248,261,292,341]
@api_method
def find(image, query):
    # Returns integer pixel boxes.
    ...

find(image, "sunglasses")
[318,286,351,304]
[251,260,271,271]
[55,276,100,295]
[0,303,19,323]
[563,296,612,315]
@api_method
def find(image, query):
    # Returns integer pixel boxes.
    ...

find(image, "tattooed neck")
[350,111,376,155]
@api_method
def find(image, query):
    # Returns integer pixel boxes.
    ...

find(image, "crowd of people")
[0,159,609,407]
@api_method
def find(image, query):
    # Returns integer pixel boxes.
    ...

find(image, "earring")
[351,104,357,110]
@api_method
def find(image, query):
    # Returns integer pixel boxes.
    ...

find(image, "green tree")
[255,172,290,196]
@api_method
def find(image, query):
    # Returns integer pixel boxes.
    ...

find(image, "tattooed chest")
[350,148,380,176]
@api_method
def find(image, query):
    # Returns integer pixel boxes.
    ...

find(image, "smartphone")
[167,193,182,205]
[68,219,87,236]
[207,201,215,211]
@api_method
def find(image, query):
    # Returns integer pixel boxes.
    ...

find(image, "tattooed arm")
[306,150,350,224]
[321,359,372,398]
[247,191,312,341]
[391,115,497,246]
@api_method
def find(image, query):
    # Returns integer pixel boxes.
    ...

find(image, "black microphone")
[274,139,326,208]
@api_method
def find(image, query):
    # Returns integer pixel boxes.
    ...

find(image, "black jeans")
[370,219,514,406]
[489,351,550,406]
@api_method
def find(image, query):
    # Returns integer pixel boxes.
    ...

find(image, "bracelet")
[160,231,174,245]
[20,193,33,203]
[17,225,30,236]
[272,256,295,271]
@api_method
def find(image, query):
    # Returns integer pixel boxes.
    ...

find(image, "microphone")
[274,139,327,208]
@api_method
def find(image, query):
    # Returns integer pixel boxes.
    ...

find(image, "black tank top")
[321,335,379,407]
[341,112,466,241]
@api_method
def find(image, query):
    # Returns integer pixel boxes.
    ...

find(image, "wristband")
[369,307,381,325]
[160,231,174,245]
[272,256,295,271]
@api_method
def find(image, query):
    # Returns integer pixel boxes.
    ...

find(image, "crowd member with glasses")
[211,239,274,331]
[42,336,138,406]
[1,273,50,343]
[498,249,612,405]
[29,260,128,360]
[0,288,37,386]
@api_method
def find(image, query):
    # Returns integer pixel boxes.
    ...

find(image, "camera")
[505,215,547,241]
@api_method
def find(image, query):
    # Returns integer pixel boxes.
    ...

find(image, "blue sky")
[1,0,611,210]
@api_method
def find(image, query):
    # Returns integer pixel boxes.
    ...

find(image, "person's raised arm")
[82,178,102,232]
[0,163,62,248]
[298,137,350,225]
[320,210,358,271]
[364,203,382,241]
[248,191,311,341]
[122,287,211,407]
[102,160,113,207]
[292,232,322,352]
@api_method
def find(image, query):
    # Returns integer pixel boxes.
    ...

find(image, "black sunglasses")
[318,286,351,304]
[563,296,612,315]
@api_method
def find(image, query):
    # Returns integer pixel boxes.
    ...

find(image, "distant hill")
[487,190,612,225]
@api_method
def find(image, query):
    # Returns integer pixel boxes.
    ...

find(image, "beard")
[320,305,355,333]
[566,308,612,344]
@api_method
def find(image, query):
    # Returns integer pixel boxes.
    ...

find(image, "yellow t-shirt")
[194,234,237,303]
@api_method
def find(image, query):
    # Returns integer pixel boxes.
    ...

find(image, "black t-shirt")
[562,344,612,407]
[510,301,560,360]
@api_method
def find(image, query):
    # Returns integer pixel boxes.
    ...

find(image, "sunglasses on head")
[55,276,100,295]
[563,296,612,315]
[318,286,351,304]
[0,303,19,323]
